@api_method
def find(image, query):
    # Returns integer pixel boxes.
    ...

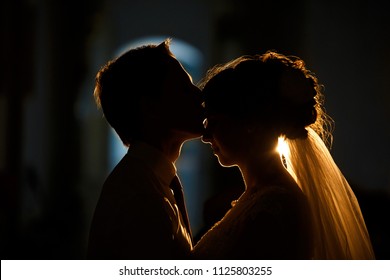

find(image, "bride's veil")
[281,128,375,259]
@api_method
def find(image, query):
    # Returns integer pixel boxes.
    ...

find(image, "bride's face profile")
[202,114,252,167]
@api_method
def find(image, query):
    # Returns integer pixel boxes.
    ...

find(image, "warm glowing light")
[277,136,289,157]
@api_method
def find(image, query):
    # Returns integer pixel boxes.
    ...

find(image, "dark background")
[1,0,389,259]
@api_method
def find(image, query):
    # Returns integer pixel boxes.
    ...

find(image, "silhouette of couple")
[87,39,375,260]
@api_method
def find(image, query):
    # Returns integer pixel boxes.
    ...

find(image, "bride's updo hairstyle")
[200,51,332,143]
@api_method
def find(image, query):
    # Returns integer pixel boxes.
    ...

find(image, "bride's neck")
[239,151,291,191]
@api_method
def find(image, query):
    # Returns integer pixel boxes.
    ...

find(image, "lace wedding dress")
[194,183,312,259]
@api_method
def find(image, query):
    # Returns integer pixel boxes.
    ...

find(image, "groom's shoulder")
[96,154,163,212]
[107,152,156,183]
[106,152,172,200]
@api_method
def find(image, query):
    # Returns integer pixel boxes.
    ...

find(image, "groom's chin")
[217,157,235,168]
[181,123,205,139]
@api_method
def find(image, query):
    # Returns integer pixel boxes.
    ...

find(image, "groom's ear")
[139,96,161,120]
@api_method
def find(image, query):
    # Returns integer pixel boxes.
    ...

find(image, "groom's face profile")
[158,54,204,137]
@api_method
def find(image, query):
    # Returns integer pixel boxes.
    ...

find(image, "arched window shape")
[108,36,208,236]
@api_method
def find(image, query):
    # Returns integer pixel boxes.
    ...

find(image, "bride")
[193,51,375,259]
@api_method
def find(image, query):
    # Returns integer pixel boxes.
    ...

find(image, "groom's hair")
[94,39,173,146]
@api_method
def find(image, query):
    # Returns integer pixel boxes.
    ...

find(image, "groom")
[87,40,204,259]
